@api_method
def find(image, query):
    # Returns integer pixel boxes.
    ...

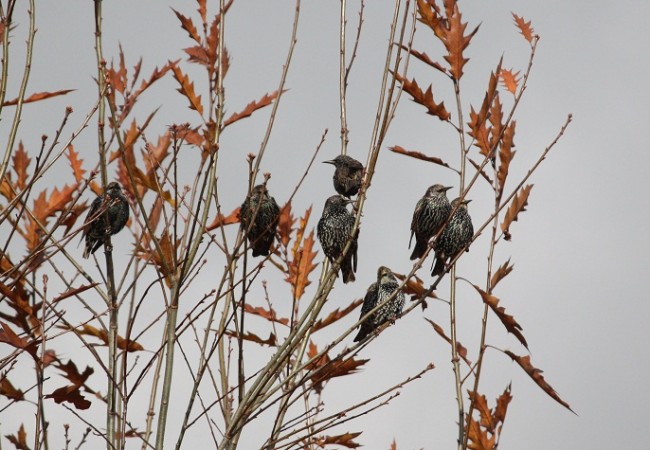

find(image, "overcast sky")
[3,1,649,449]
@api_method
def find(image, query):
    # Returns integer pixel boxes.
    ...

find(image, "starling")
[409,184,452,260]
[317,195,358,283]
[353,266,405,342]
[432,198,474,276]
[240,184,280,257]
[323,154,364,198]
[82,182,130,258]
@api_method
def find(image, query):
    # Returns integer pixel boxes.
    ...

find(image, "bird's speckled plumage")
[353,266,405,342]
[82,182,130,258]
[409,184,452,260]
[317,195,358,283]
[432,198,473,276]
[323,155,364,198]
[240,184,280,257]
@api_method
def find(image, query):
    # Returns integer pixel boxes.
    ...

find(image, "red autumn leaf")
[499,68,520,95]
[207,207,241,231]
[12,142,30,190]
[501,184,533,241]
[5,424,29,450]
[490,259,514,290]
[393,73,451,121]
[504,351,574,413]
[2,89,75,106]
[424,318,471,366]
[66,145,86,184]
[244,304,289,326]
[171,63,204,115]
[496,121,516,195]
[223,90,283,128]
[52,283,99,303]
[389,146,454,171]
[512,13,535,44]
[45,384,91,410]
[0,377,25,401]
[472,285,528,349]
[311,299,364,332]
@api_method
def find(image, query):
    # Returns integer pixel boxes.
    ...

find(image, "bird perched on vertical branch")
[82,181,130,258]
[409,184,452,260]
[323,154,364,198]
[353,266,405,342]
[432,198,474,276]
[240,184,280,257]
[317,195,358,283]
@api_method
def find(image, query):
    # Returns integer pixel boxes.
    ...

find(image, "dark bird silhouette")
[432,198,474,276]
[317,195,358,283]
[409,184,452,260]
[323,154,364,198]
[353,266,405,342]
[240,184,280,257]
[82,182,130,258]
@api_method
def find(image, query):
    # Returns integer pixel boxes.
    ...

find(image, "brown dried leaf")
[287,231,318,300]
[496,121,516,195]
[504,351,574,413]
[225,330,277,347]
[244,304,289,326]
[207,207,240,231]
[52,283,99,303]
[389,145,454,170]
[0,321,38,358]
[5,424,29,450]
[311,299,364,332]
[468,391,496,434]
[424,318,471,366]
[45,384,91,410]
[55,360,93,386]
[490,259,514,290]
[512,13,535,44]
[467,156,493,185]
[468,106,491,158]
[63,324,144,353]
[467,417,495,450]
[171,64,204,115]
[316,432,362,449]
[400,45,447,74]
[62,202,88,235]
[12,142,30,190]
[468,59,502,158]
[501,184,533,241]
[394,73,451,121]
[2,89,75,106]
[494,383,512,425]
[0,377,25,401]
[277,202,295,248]
[472,285,528,349]
[223,91,283,128]
[499,68,520,95]
[310,355,368,388]
[173,9,202,44]
[441,3,480,80]
[66,145,86,183]
[390,438,398,450]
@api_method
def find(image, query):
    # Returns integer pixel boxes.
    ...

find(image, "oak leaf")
[512,13,535,44]
[207,207,240,231]
[389,146,454,171]
[244,304,289,326]
[0,377,25,401]
[12,142,30,190]
[424,318,471,366]
[490,259,514,290]
[393,73,450,121]
[311,299,363,332]
[472,285,528,349]
[223,91,283,128]
[66,145,86,183]
[171,64,204,115]
[501,184,533,240]
[5,424,29,450]
[496,121,516,195]
[2,89,74,106]
[499,68,520,95]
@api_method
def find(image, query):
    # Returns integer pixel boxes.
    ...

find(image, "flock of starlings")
[81,155,473,343]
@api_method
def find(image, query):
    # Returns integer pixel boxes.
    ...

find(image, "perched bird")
[323,154,364,198]
[432,198,474,276]
[409,184,452,260]
[240,184,280,257]
[353,266,405,342]
[82,182,130,258]
[317,195,358,283]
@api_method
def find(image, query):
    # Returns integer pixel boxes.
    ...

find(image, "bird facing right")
[82,182,130,258]
[409,184,452,260]
[317,195,358,283]
[240,184,281,257]
[353,266,405,342]
[432,198,474,276]
[323,154,364,198]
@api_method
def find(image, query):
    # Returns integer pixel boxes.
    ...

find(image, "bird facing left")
[240,184,281,257]
[82,182,130,258]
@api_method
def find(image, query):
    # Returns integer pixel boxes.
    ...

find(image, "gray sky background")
[3,1,649,449]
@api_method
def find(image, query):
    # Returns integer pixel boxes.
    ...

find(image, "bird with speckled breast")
[353,266,405,342]
[82,182,130,258]
[317,195,358,283]
[409,184,452,260]
[240,184,280,257]
[323,154,364,198]
[432,198,474,276]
